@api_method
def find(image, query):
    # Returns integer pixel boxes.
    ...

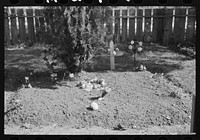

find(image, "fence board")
[115,10,120,43]
[144,9,151,43]
[136,9,143,41]
[26,9,35,42]
[4,8,10,45]
[163,9,173,45]
[186,8,196,42]
[35,9,41,42]
[173,9,186,43]
[152,9,165,43]
[10,9,18,44]
[122,10,127,43]
[129,9,136,41]
[17,9,26,42]
[152,9,158,42]
[39,9,45,43]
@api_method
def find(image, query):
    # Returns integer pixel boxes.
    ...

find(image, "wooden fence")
[4,7,196,46]
[107,7,196,45]
[4,7,46,45]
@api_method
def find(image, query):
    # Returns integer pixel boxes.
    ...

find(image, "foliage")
[42,6,112,76]
[177,41,196,58]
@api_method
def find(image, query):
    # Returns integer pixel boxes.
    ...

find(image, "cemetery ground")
[4,43,195,134]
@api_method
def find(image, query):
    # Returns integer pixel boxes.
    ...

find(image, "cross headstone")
[109,40,115,70]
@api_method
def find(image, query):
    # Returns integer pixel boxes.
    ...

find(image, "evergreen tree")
[42,6,112,76]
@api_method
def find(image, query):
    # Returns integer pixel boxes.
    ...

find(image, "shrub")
[41,6,112,78]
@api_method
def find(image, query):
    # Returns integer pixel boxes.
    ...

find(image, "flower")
[131,40,134,44]
[128,45,133,50]
[69,73,74,78]
[25,77,29,80]
[138,47,143,52]
[115,48,119,51]
[139,42,143,46]
[113,51,116,55]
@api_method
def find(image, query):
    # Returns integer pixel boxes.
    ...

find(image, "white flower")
[51,73,57,77]
[131,40,134,44]
[69,73,74,78]
[138,47,143,52]
[25,77,29,80]
[28,83,32,88]
[128,45,133,50]
[115,48,119,51]
[113,51,116,55]
[139,42,143,46]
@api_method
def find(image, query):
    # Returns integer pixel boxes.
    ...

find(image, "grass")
[4,42,195,91]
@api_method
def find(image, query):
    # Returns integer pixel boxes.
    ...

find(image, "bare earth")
[4,44,196,135]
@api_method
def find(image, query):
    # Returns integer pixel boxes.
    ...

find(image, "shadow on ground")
[5,44,193,91]
[84,54,183,74]
[4,47,67,92]
[4,67,67,92]
[84,43,196,74]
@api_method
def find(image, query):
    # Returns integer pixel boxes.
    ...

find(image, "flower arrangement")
[127,40,144,70]
[128,40,143,53]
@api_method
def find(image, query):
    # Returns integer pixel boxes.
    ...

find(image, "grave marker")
[109,40,115,70]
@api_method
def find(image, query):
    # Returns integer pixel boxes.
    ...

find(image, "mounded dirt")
[5,70,193,130]
[4,44,195,134]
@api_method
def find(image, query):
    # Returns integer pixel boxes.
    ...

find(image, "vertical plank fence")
[35,9,41,43]
[144,9,151,42]
[122,10,127,43]
[17,9,26,42]
[186,8,196,43]
[4,7,196,47]
[173,9,186,43]
[10,8,18,44]
[115,10,120,43]
[152,9,165,43]
[38,9,45,43]
[129,8,136,41]
[26,9,35,42]
[136,9,143,41]
[4,8,10,45]
[163,9,173,45]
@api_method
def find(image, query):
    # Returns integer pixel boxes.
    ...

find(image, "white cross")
[109,40,115,70]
